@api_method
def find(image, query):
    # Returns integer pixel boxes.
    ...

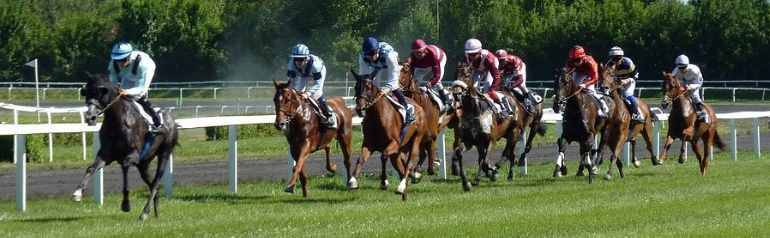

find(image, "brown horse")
[659,72,725,175]
[349,70,427,201]
[451,62,518,191]
[599,66,662,168]
[273,81,354,197]
[591,64,632,180]
[495,78,547,181]
[398,63,458,178]
[552,68,602,183]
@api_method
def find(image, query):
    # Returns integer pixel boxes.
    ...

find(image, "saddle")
[384,94,409,124]
[131,101,164,130]
[419,86,450,112]
[130,101,163,161]
[303,97,329,120]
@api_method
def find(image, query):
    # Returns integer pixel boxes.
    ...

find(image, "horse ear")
[273,80,279,88]
[350,69,360,81]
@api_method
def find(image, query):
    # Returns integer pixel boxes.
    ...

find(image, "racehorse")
[273,81,354,196]
[451,61,518,191]
[659,72,725,175]
[349,70,427,201]
[598,66,662,168]
[552,68,602,183]
[592,64,632,180]
[73,73,178,220]
[398,62,457,178]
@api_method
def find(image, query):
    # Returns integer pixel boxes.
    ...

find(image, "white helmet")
[464,38,482,54]
[675,54,690,66]
[291,44,310,58]
[608,46,624,57]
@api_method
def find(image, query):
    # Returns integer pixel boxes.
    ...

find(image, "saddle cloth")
[419,86,447,112]
[384,94,408,124]
[131,101,164,130]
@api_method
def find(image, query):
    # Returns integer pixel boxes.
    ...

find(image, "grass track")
[1,152,768,237]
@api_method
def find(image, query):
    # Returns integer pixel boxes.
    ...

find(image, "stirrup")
[150,124,164,134]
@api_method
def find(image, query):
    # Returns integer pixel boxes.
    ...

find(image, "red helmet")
[411,39,427,51]
[494,49,508,58]
[569,45,586,61]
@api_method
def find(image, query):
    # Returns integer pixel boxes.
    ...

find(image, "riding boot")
[317,96,337,129]
[393,89,414,125]
[137,96,163,133]
[695,102,709,123]
[627,96,644,122]
[523,92,535,113]
[437,88,451,112]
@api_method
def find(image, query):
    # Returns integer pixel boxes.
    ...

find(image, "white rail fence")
[2,104,768,212]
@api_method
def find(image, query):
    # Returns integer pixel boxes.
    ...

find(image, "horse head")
[660,71,684,109]
[273,80,302,130]
[351,70,380,117]
[398,62,418,96]
[552,67,578,113]
[80,72,119,126]
[453,61,485,117]
[600,63,621,95]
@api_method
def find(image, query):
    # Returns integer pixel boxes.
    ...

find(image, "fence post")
[164,153,174,198]
[15,134,26,212]
[731,119,737,161]
[13,109,18,164]
[228,125,238,193]
[732,88,736,103]
[213,88,218,100]
[195,105,200,118]
[178,88,183,107]
[247,87,253,99]
[623,141,630,166]
[47,111,53,162]
[753,118,761,159]
[93,131,103,206]
[42,88,48,100]
[542,88,550,99]
[80,111,87,160]
[654,120,661,159]
[438,129,447,179]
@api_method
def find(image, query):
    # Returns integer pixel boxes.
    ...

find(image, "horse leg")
[136,161,154,216]
[286,145,310,193]
[692,139,706,176]
[660,135,675,162]
[605,153,616,180]
[472,143,488,186]
[72,156,107,202]
[399,138,423,201]
[349,146,372,190]
[337,134,354,190]
[299,167,309,197]
[120,160,131,212]
[554,136,568,177]
[642,122,662,166]
[630,139,641,168]
[456,144,471,191]
[614,141,626,179]
[380,153,390,190]
[426,141,437,176]
[519,126,539,176]
[701,135,712,176]
[582,139,598,183]
[139,153,168,221]
[324,146,336,175]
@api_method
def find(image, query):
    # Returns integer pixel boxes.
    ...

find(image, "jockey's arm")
[357,55,373,77]
[429,52,442,86]
[124,58,156,98]
[381,51,400,94]
[488,55,502,92]
[107,60,119,84]
[307,63,326,99]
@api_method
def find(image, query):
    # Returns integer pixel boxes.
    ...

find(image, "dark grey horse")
[72,74,178,220]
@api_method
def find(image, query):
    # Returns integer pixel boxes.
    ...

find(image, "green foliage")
[205,124,282,141]
[1,0,769,84]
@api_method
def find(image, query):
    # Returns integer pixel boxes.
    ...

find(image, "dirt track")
[1,105,768,200]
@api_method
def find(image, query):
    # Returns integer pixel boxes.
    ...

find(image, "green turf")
[0,151,768,237]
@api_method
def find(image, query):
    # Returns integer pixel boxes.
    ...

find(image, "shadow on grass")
[17,214,108,223]
[277,196,358,205]
[174,193,270,204]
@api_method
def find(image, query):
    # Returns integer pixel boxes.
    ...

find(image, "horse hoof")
[121,201,131,212]
[380,180,389,190]
[324,172,336,178]
[396,179,407,194]
[284,186,295,194]
[462,182,472,192]
[604,174,612,180]
[72,190,82,202]
[139,213,149,221]
[588,174,596,184]
[348,177,359,190]
[652,160,663,166]
[678,158,685,164]
[576,171,585,177]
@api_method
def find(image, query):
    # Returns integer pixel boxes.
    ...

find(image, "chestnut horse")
[591,64,632,180]
[552,68,602,183]
[598,66,662,168]
[659,72,725,175]
[451,62,518,191]
[273,81,354,197]
[349,71,427,201]
[398,63,458,178]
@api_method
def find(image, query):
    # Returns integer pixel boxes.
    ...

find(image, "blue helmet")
[111,42,133,60]
[291,44,310,58]
[362,37,379,55]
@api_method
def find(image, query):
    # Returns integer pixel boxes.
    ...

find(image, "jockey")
[565,45,608,118]
[495,49,536,113]
[463,38,511,117]
[286,44,336,128]
[408,39,450,111]
[358,37,414,125]
[606,46,644,122]
[672,54,707,121]
[107,42,162,132]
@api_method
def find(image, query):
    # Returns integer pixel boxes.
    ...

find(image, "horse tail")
[713,129,726,151]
